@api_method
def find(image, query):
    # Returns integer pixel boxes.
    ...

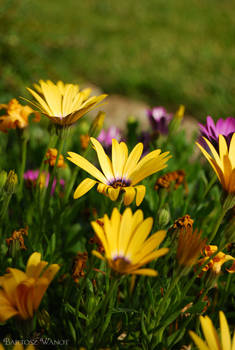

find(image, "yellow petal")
[26,88,53,115]
[220,311,231,350]
[92,250,105,261]
[90,138,114,180]
[40,81,62,116]
[26,252,42,277]
[200,315,220,350]
[91,221,110,257]
[112,139,128,179]
[67,152,107,183]
[107,187,120,201]
[0,290,18,322]
[131,268,158,276]
[123,187,136,206]
[229,133,235,168]
[189,331,210,350]
[123,143,143,179]
[74,178,97,199]
[118,208,133,256]
[135,248,169,266]
[135,185,146,206]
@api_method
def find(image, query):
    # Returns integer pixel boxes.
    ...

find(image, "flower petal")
[74,178,97,199]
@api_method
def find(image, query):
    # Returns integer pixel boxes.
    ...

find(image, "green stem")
[18,134,28,199]
[64,167,79,203]
[201,174,217,200]
[209,207,227,243]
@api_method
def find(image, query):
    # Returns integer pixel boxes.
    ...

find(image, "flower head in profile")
[67,137,171,206]
[147,106,172,134]
[25,80,107,126]
[189,311,235,350]
[0,252,60,322]
[197,133,235,194]
[198,116,235,151]
[0,99,40,133]
[91,208,169,276]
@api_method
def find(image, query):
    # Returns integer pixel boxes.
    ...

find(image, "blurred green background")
[1,0,235,120]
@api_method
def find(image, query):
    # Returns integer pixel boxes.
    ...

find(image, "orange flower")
[0,99,40,133]
[0,252,59,322]
[45,148,66,168]
[6,226,28,251]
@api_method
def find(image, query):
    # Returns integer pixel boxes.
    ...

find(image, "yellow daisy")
[91,207,169,276]
[0,252,60,323]
[189,311,235,350]
[196,133,235,193]
[25,80,107,126]
[67,137,171,206]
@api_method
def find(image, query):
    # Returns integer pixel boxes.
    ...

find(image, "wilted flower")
[98,126,121,149]
[24,169,65,195]
[189,311,235,350]
[67,137,171,206]
[26,80,107,126]
[91,207,169,276]
[198,116,235,151]
[0,99,40,133]
[6,226,28,251]
[0,252,60,322]
[155,170,187,192]
[177,228,207,268]
[172,214,194,232]
[72,252,88,283]
[197,134,235,194]
[198,245,235,275]
[45,148,66,168]
[147,106,172,134]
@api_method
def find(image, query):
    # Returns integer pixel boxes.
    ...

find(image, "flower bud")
[89,111,105,138]
[158,208,170,228]
[5,170,18,194]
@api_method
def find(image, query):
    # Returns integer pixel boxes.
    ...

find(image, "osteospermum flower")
[25,80,107,126]
[91,207,169,276]
[67,138,170,206]
[147,106,172,134]
[189,311,235,350]
[199,116,235,150]
[24,169,65,195]
[197,134,235,194]
[0,252,60,322]
[0,99,40,133]
[98,126,121,149]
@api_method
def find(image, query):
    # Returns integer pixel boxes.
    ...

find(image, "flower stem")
[209,207,226,243]
[18,132,28,199]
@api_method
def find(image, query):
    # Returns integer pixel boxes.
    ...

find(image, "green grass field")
[1,0,235,120]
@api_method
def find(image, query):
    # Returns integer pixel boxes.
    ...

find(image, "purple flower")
[97,126,121,149]
[24,169,65,195]
[147,107,172,135]
[198,116,235,151]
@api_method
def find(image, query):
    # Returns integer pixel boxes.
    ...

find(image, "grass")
[1,0,235,120]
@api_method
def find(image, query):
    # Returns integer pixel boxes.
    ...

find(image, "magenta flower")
[198,116,235,151]
[24,169,65,195]
[147,107,172,135]
[97,126,121,149]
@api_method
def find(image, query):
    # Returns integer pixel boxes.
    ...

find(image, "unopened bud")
[89,111,105,138]
[5,170,18,194]
[38,309,50,331]
[158,208,170,228]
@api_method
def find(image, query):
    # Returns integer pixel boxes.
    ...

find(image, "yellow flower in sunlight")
[198,245,234,275]
[0,99,40,133]
[26,80,107,126]
[67,137,171,206]
[91,207,169,276]
[197,133,235,193]
[189,311,235,350]
[0,252,60,323]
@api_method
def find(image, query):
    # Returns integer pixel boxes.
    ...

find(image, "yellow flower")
[0,98,40,133]
[189,311,235,350]
[91,207,169,276]
[197,134,235,193]
[67,137,171,206]
[198,245,234,275]
[0,252,60,323]
[26,80,107,126]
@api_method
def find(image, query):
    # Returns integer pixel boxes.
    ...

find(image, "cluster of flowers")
[0,79,234,349]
